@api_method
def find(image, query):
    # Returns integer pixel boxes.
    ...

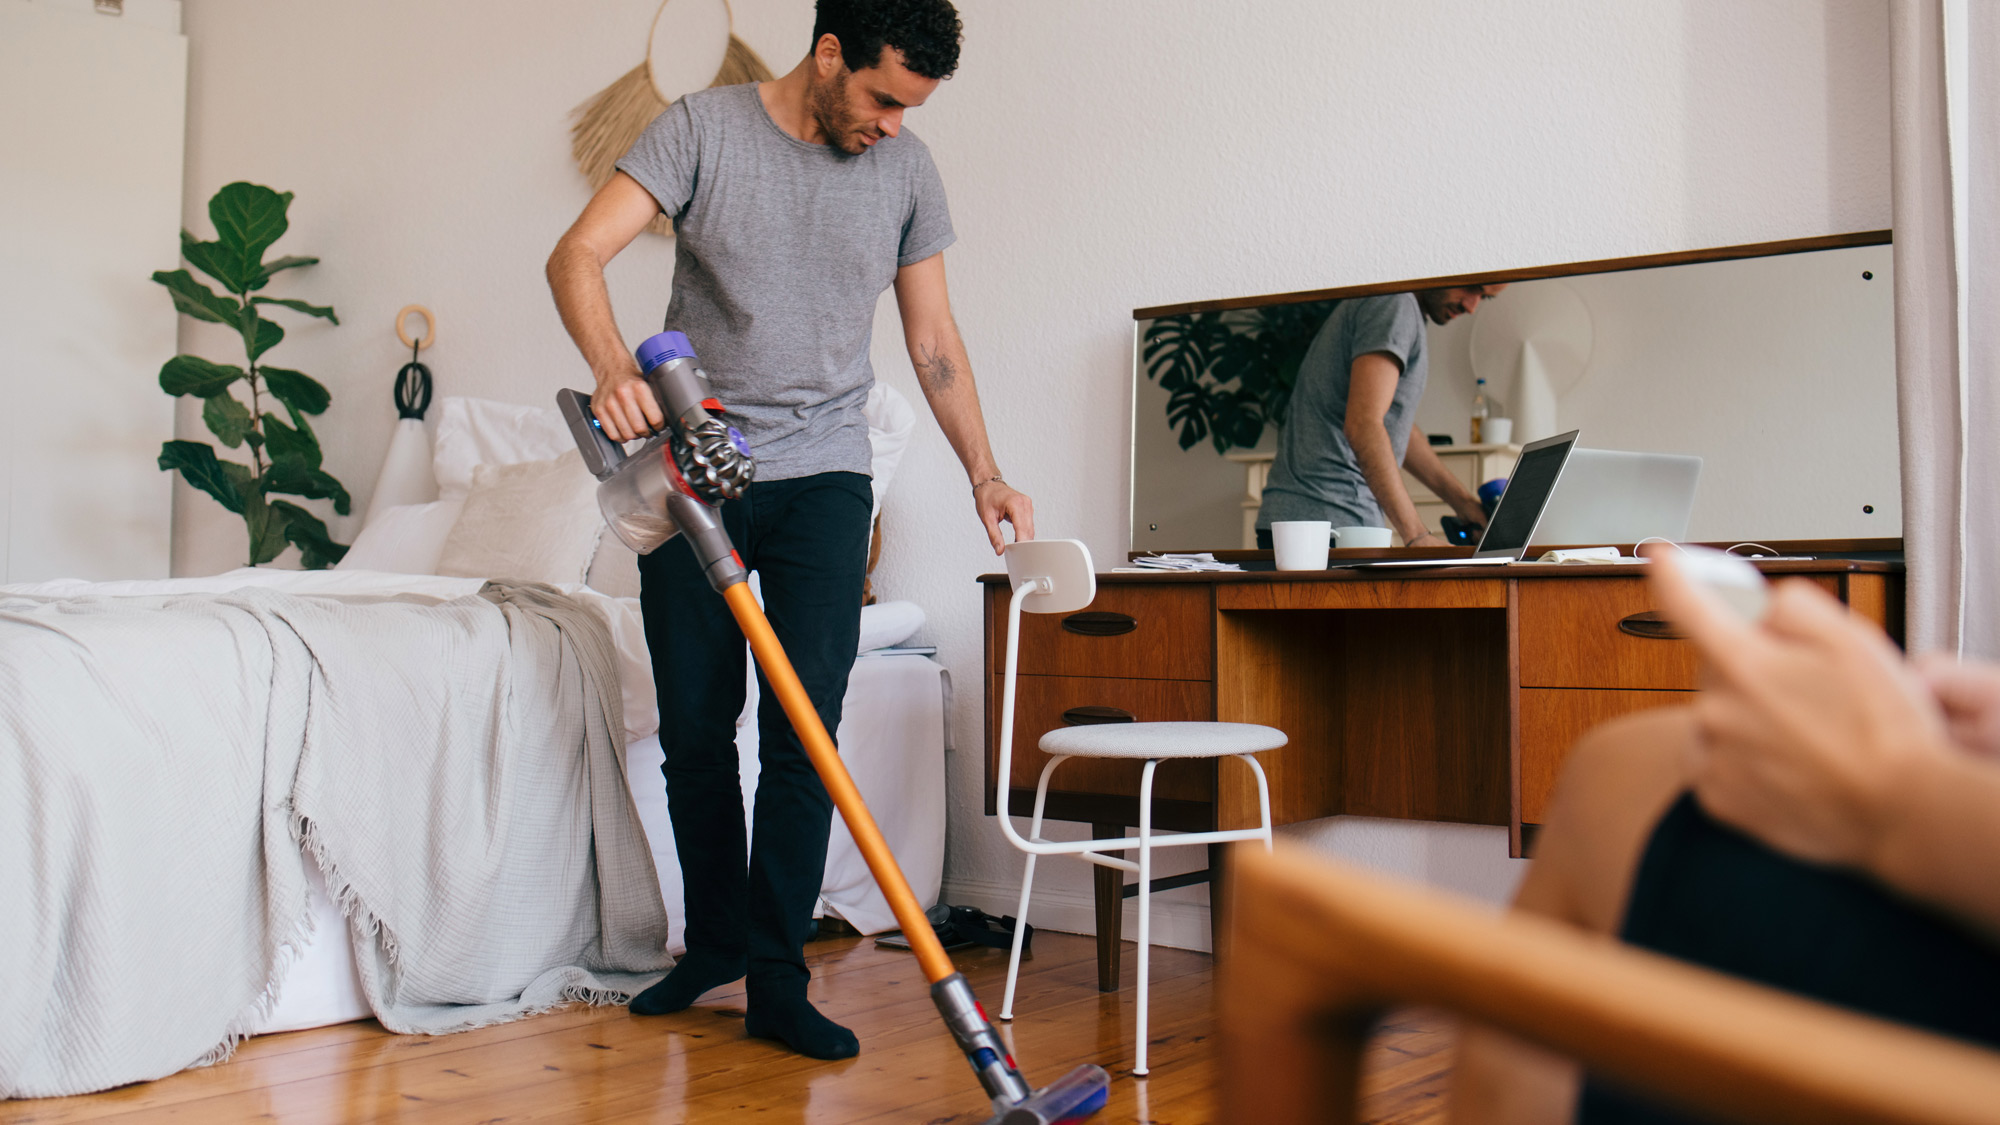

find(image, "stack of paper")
[1128,552,1243,573]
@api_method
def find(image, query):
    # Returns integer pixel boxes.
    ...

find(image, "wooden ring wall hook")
[396,304,437,351]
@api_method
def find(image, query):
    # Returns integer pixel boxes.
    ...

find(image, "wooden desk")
[980,550,1904,860]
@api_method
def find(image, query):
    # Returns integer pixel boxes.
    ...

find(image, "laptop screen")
[1476,431,1580,557]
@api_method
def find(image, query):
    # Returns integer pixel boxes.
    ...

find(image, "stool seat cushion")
[1038,721,1288,759]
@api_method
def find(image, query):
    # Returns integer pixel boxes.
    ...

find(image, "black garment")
[637,471,873,998]
[1577,793,2000,1124]
[1254,529,1274,550]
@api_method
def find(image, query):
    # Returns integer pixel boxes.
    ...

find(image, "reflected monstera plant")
[1141,299,1338,454]
[152,182,349,568]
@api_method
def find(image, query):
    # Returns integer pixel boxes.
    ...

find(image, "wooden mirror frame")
[1131,229,1891,321]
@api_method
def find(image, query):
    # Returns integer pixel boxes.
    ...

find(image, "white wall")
[174,0,1892,947]
[2,0,185,582]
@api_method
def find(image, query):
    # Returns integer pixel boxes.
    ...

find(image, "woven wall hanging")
[569,0,775,237]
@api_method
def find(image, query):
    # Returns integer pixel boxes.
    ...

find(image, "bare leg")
[1449,707,1698,1125]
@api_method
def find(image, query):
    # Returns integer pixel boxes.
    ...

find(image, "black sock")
[628,951,746,1015]
[744,992,859,1060]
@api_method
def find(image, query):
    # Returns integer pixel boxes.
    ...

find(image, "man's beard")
[808,69,867,155]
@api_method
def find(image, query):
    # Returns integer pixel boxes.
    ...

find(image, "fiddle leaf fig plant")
[153,182,349,568]
[1141,299,1339,453]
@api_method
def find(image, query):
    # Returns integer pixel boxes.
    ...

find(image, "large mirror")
[1130,234,1899,553]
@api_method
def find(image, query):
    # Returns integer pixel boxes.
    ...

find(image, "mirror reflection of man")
[1254,285,1506,549]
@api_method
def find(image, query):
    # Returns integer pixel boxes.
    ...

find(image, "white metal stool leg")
[1134,758,1158,1077]
[1239,753,1276,850]
[1003,754,1068,1021]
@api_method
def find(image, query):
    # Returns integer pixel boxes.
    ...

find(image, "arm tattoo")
[916,342,958,391]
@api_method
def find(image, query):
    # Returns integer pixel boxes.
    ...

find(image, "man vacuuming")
[546,0,1032,1061]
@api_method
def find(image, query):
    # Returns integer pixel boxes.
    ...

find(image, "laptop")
[1530,448,1702,548]
[1345,429,1581,568]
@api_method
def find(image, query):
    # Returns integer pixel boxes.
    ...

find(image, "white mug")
[1271,520,1332,570]
[1483,417,1514,445]
[1333,526,1394,550]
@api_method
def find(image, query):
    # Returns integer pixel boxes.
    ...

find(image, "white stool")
[992,539,1279,1076]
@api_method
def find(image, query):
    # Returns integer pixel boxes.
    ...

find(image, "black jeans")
[637,471,872,998]
[1577,793,2000,1124]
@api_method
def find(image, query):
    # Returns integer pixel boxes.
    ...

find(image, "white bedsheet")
[3,568,949,1036]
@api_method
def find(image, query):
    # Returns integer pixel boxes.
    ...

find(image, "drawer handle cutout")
[1062,705,1136,726]
[1062,611,1137,637]
[1618,611,1685,640]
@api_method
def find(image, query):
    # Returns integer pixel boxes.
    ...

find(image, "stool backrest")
[1003,539,1096,614]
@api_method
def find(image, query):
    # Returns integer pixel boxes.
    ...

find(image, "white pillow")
[433,397,577,498]
[585,539,643,599]
[857,600,924,652]
[436,451,605,586]
[863,384,916,518]
[336,498,465,575]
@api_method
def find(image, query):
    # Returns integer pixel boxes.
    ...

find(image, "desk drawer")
[1519,688,1690,823]
[990,584,1212,681]
[989,673,1215,804]
[1519,576,1840,690]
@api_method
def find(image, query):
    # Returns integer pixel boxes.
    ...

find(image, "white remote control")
[1673,545,1770,622]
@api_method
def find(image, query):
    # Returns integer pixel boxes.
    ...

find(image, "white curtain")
[1890,0,1998,658]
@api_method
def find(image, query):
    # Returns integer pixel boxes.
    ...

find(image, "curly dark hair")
[813,0,962,80]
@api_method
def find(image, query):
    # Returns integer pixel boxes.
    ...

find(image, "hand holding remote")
[1649,547,1948,870]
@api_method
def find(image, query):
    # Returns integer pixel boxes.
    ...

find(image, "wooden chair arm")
[1219,842,2000,1125]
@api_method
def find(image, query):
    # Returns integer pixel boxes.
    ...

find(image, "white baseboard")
[941,876,1214,954]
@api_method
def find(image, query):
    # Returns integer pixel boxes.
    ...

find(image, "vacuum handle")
[557,388,626,481]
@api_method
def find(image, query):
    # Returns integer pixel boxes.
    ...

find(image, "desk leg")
[1209,841,1229,961]
[1093,822,1124,992]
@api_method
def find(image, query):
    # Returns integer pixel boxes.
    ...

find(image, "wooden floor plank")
[2,933,1454,1124]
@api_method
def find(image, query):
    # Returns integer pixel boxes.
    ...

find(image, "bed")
[0,388,948,1096]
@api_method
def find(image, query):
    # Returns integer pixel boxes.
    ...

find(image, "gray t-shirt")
[1257,293,1428,530]
[615,84,956,481]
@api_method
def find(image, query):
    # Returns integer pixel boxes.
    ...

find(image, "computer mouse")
[1673,545,1769,623]
[1439,516,1480,547]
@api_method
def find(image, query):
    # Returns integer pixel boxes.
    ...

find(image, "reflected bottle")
[1470,378,1491,444]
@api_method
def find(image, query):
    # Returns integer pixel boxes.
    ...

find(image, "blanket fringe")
[292,810,404,968]
[192,851,322,1070]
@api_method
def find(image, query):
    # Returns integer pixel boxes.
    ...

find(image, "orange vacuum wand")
[561,329,1108,1124]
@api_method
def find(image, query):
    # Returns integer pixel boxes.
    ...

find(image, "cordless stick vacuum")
[558,332,1110,1125]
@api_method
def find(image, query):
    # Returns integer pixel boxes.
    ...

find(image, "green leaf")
[265,461,351,516]
[151,269,242,324]
[221,459,258,503]
[239,311,284,361]
[159,355,244,398]
[261,367,331,415]
[202,392,255,448]
[157,440,244,515]
[242,494,290,566]
[180,230,256,294]
[261,412,320,469]
[252,296,339,325]
[209,182,292,267]
[270,500,348,569]
[252,255,319,288]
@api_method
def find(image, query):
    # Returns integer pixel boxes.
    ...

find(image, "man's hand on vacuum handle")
[592,363,666,444]
[547,173,668,443]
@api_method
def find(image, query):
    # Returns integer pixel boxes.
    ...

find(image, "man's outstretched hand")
[976,482,1035,555]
